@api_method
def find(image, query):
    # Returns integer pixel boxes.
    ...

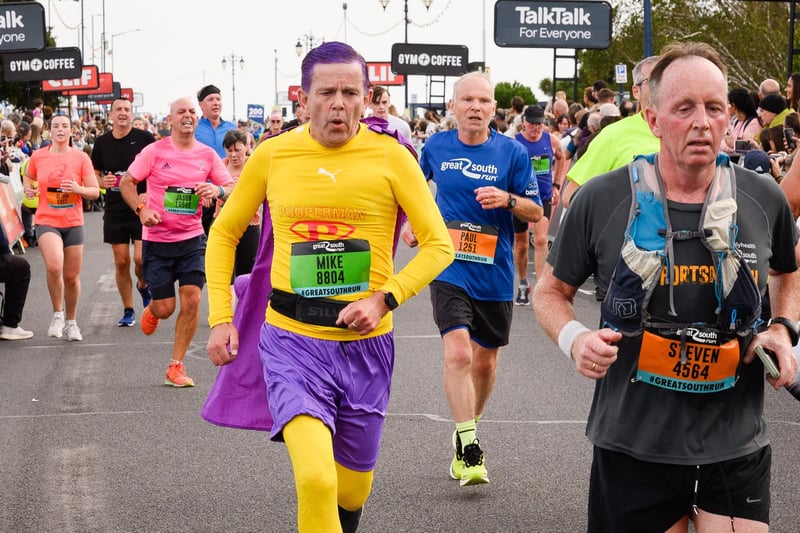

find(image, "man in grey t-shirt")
[534,42,799,532]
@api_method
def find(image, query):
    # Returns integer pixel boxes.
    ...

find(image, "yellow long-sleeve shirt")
[206,123,453,340]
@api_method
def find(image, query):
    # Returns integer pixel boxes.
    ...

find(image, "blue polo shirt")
[195,117,237,158]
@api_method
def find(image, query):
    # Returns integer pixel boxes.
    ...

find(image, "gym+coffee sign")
[495,0,612,49]
[0,2,46,52]
[3,47,82,82]
[391,44,469,77]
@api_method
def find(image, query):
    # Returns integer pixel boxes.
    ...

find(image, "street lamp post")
[101,0,106,71]
[343,3,348,43]
[379,0,433,111]
[78,0,84,64]
[109,28,142,73]
[90,14,102,65]
[274,49,279,106]
[222,52,245,121]
[295,33,322,57]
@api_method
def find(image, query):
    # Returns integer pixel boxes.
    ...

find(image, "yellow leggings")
[283,415,374,533]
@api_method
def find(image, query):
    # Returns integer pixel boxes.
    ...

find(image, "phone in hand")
[784,128,797,150]
[754,346,780,378]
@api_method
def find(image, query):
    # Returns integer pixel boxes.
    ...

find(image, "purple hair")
[300,41,370,93]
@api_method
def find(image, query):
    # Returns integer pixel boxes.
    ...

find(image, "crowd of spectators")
[364,73,800,188]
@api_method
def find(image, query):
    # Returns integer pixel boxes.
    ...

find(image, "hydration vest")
[600,153,761,339]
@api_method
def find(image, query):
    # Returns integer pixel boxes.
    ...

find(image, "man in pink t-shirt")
[120,96,233,387]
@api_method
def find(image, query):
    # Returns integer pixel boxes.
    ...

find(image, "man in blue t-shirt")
[403,71,542,487]
[194,84,236,235]
[513,105,566,303]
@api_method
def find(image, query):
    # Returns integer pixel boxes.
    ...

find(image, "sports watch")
[384,291,399,311]
[767,316,799,346]
[507,194,517,209]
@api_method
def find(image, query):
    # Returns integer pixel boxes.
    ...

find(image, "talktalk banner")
[494,0,612,49]
[0,2,46,53]
[42,64,99,92]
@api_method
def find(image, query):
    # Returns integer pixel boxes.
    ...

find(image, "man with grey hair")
[562,56,661,208]
[535,41,799,532]
[403,70,543,487]
[758,77,781,99]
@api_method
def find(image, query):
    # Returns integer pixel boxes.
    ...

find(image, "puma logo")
[318,167,341,183]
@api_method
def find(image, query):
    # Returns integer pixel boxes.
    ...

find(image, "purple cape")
[201,117,413,431]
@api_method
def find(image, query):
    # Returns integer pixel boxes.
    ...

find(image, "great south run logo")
[440,158,499,182]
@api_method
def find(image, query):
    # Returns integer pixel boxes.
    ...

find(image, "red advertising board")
[367,62,404,86]
[42,64,99,92]
[288,63,403,100]
[64,72,113,96]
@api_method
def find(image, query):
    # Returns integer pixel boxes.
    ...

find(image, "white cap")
[598,103,621,117]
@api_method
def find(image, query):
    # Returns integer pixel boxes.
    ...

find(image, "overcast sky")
[43,0,568,119]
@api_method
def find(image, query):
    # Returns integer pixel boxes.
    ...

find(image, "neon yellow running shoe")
[460,439,489,486]
[449,430,464,480]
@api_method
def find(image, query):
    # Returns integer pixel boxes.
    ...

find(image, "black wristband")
[767,316,799,346]
[552,182,561,190]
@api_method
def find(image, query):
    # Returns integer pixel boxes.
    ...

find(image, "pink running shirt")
[128,137,231,242]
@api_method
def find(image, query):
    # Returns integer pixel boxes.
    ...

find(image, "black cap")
[758,94,786,114]
[197,84,221,102]
[523,105,546,124]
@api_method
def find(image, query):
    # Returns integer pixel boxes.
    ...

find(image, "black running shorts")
[588,446,770,532]
[512,199,551,233]
[429,280,513,348]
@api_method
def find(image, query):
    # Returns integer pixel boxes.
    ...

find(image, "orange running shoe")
[165,361,194,387]
[141,306,160,335]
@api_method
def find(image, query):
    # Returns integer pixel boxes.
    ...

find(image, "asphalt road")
[1,211,798,532]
